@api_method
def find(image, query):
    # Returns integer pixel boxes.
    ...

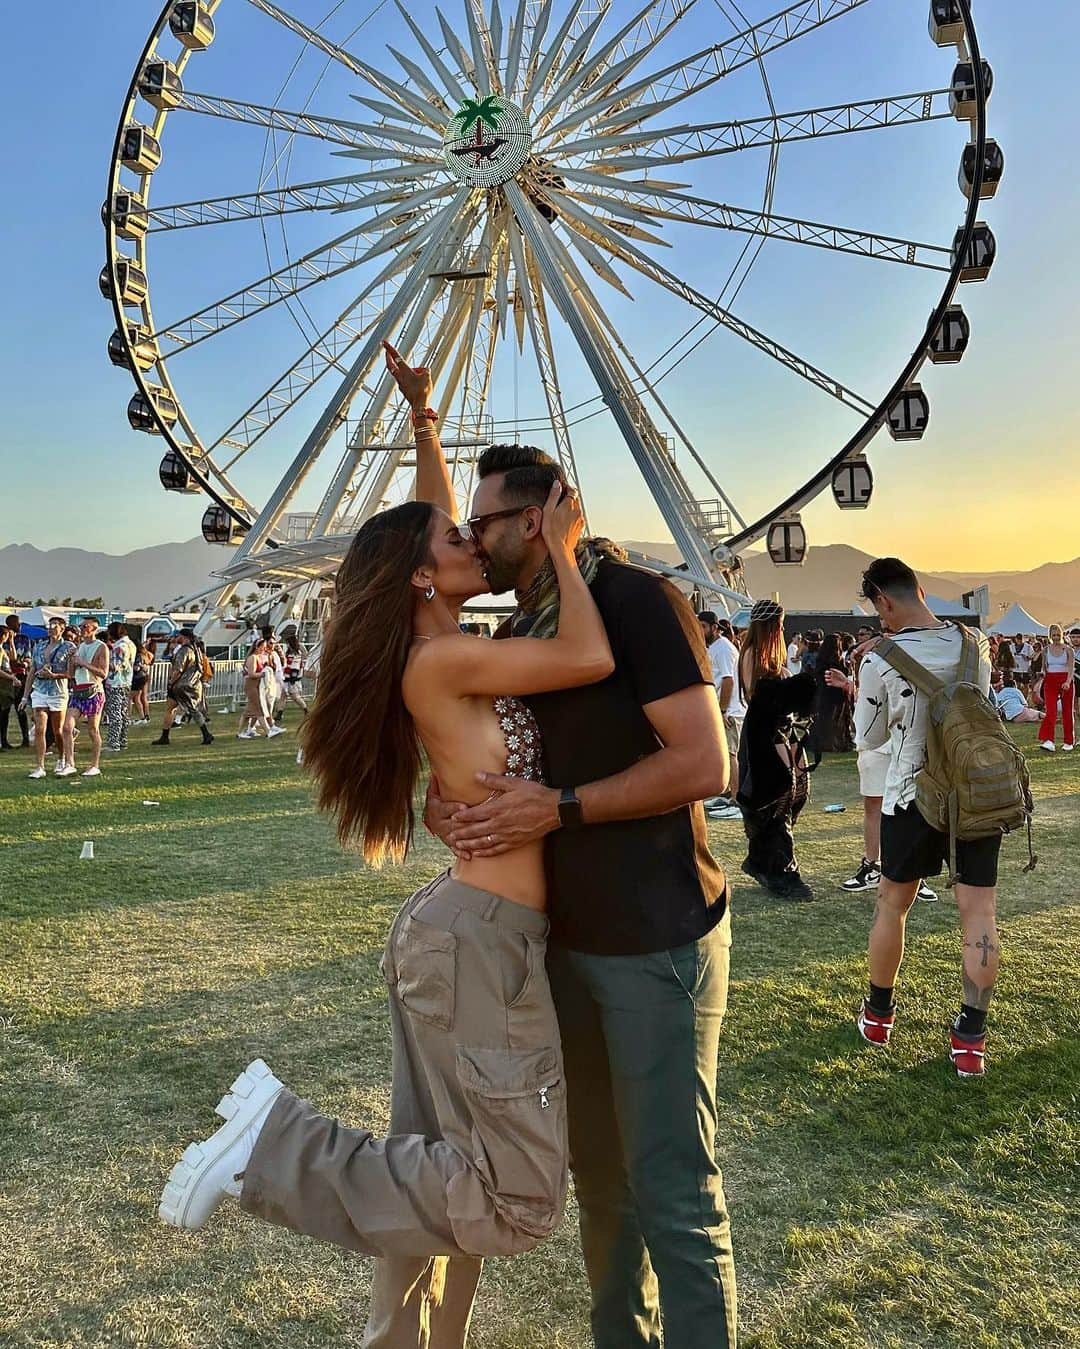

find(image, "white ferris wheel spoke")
[392,2,468,106]
[386,45,455,114]
[522,0,591,112]
[503,0,530,98]
[337,276,491,524]
[434,7,480,88]
[536,7,611,112]
[209,227,451,469]
[506,224,583,493]
[567,258,748,533]
[556,89,952,165]
[332,179,456,216]
[175,90,442,155]
[152,200,444,355]
[462,0,495,96]
[543,0,875,142]
[243,0,448,132]
[534,0,690,129]
[555,176,951,271]
[147,174,449,231]
[229,193,477,561]
[488,0,506,83]
[537,183,874,416]
[507,183,725,584]
[520,0,556,94]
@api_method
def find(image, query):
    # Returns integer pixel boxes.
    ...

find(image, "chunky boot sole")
[159,1059,284,1230]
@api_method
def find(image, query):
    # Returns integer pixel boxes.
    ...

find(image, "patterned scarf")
[511,537,626,639]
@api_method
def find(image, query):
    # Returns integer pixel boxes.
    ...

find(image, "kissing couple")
[160,341,738,1348]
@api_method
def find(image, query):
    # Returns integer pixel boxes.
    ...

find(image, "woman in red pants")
[1038,624,1075,752]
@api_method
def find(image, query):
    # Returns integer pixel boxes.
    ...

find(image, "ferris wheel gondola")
[103,0,998,625]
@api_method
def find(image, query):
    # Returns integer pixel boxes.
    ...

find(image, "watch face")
[442,95,532,188]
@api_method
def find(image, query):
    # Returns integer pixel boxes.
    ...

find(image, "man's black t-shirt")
[521,558,728,956]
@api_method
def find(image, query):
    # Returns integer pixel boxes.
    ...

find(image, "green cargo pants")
[546,907,736,1348]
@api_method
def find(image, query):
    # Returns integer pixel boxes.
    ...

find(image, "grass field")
[1,714,1077,1349]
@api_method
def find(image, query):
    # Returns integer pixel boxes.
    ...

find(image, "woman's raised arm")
[382,339,456,521]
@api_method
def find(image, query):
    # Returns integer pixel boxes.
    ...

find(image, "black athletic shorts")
[880,802,1000,888]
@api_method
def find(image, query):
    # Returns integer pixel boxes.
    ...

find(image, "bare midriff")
[413,694,548,913]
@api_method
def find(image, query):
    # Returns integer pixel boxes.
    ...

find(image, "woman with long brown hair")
[159,342,613,1347]
[735,599,817,901]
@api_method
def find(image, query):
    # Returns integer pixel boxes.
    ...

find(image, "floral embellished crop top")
[493,696,544,782]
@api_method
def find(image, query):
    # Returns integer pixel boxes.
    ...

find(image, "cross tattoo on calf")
[975,933,994,968]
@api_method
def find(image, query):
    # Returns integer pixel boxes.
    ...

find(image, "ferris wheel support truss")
[508,180,722,586]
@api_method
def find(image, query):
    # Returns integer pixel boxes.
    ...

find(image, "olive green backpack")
[875,624,1036,885]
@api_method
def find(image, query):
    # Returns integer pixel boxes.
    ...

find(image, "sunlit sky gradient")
[2,0,1078,571]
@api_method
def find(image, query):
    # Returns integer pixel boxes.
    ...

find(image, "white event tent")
[987,603,1049,637]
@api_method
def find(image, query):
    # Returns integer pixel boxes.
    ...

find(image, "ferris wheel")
[103,0,998,621]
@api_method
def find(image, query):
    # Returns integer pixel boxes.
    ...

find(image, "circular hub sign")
[442,95,532,188]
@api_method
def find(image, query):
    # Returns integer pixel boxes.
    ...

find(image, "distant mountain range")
[0,539,234,610]
[1,537,1077,624]
[622,541,1080,624]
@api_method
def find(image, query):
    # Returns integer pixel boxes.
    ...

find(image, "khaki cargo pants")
[240,871,568,1347]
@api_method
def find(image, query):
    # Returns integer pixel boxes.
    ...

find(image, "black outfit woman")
[810,635,855,756]
[737,672,816,899]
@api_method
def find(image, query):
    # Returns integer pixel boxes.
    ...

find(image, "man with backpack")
[152,630,215,747]
[852,558,1034,1079]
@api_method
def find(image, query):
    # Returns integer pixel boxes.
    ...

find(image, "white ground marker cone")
[79,841,95,860]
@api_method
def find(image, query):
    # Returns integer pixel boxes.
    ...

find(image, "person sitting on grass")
[994,673,1041,724]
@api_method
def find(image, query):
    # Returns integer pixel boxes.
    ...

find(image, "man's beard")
[481,555,520,595]
[480,541,529,596]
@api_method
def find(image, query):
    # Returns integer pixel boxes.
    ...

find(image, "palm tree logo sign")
[442,94,532,188]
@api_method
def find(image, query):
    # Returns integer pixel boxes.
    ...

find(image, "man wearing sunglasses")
[428,442,737,1349]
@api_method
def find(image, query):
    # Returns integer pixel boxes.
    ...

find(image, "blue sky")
[2,0,1078,570]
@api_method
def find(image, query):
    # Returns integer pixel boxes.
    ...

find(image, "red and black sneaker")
[949,1028,987,1078]
[856,999,895,1047]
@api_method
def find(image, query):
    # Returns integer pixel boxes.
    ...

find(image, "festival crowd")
[0,614,310,773]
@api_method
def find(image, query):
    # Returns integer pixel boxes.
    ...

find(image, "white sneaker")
[55,764,76,777]
[159,1059,285,1231]
[916,881,938,903]
[237,729,255,739]
[266,725,286,738]
[707,804,743,821]
[1040,741,1056,752]
[82,766,102,777]
[1063,744,1074,753]
[28,767,46,779]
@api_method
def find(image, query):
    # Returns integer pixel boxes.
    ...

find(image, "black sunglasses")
[463,505,531,543]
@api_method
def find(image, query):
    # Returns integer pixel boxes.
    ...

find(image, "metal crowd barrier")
[146,661,316,710]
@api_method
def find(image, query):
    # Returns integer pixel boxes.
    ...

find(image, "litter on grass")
[79,841,95,860]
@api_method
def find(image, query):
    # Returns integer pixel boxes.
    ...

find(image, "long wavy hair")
[739,612,787,702]
[301,501,435,865]
[819,632,845,676]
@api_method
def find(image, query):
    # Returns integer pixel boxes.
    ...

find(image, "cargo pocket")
[456,1045,567,1241]
[394,916,457,1029]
